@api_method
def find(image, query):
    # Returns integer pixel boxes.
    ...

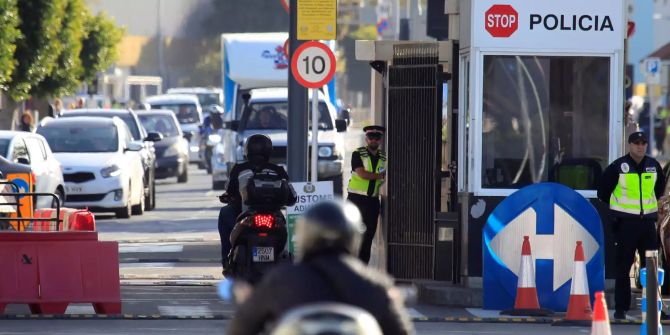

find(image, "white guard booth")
[457,0,625,286]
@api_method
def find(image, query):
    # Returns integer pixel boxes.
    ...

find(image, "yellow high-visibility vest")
[610,171,658,215]
[347,147,386,197]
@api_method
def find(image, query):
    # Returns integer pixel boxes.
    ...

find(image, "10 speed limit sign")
[291,41,336,89]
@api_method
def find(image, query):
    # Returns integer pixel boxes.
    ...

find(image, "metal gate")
[386,44,442,280]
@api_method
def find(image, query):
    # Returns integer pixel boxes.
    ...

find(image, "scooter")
[219,170,295,283]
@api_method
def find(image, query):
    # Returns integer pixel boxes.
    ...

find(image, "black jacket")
[225,161,294,208]
[597,154,665,220]
[226,253,414,335]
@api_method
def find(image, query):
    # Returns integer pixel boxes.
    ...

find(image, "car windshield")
[196,93,220,106]
[246,101,333,130]
[151,104,200,124]
[62,112,141,140]
[38,126,118,153]
[139,114,179,137]
[0,139,9,157]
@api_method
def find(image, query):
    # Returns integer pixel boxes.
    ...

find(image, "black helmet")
[295,199,365,261]
[245,134,273,163]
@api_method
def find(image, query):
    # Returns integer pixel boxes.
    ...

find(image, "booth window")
[481,55,610,190]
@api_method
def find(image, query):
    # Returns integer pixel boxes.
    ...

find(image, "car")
[145,94,204,165]
[136,110,190,182]
[166,87,223,108]
[59,109,161,211]
[0,131,65,209]
[37,117,145,219]
[213,88,347,193]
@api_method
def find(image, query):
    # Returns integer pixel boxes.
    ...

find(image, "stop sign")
[485,5,518,38]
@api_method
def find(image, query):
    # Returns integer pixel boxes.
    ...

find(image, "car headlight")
[164,145,180,157]
[318,146,333,157]
[101,164,122,178]
[208,134,221,143]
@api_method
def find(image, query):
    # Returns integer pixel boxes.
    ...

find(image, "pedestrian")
[75,97,85,109]
[347,125,386,264]
[226,200,414,335]
[18,111,34,132]
[597,131,665,320]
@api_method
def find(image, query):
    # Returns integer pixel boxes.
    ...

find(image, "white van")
[145,94,203,164]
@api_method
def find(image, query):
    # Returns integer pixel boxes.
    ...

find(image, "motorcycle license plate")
[252,247,274,262]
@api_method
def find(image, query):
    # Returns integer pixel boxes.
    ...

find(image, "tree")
[34,0,86,97]
[79,11,124,85]
[0,0,20,91]
[9,0,67,101]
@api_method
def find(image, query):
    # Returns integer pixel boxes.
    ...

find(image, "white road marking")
[407,307,426,319]
[119,245,184,253]
[158,305,213,317]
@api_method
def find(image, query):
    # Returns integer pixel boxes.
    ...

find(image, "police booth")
[457,0,625,295]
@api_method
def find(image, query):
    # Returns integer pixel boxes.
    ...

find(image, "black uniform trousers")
[347,192,381,264]
[614,217,658,312]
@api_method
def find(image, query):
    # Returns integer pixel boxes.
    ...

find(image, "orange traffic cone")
[555,241,593,326]
[591,291,611,335]
[502,236,553,316]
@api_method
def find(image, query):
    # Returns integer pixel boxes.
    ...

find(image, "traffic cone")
[591,291,611,335]
[556,241,592,326]
[501,236,553,316]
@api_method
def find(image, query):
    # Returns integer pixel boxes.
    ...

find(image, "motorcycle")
[219,169,295,284]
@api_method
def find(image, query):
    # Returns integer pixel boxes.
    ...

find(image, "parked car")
[145,94,204,165]
[37,117,145,218]
[59,109,161,211]
[213,88,347,193]
[136,110,189,182]
[0,131,65,209]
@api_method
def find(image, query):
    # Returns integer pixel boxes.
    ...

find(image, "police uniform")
[348,125,387,264]
[597,132,665,317]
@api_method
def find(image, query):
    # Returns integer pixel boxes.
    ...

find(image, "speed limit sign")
[291,41,336,89]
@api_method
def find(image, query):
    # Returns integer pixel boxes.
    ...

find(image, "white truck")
[211,33,344,192]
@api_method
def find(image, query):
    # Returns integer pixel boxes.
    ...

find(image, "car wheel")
[116,201,132,219]
[177,165,188,183]
[132,187,145,215]
[52,188,64,208]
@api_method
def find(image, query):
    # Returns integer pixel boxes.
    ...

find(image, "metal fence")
[386,44,442,280]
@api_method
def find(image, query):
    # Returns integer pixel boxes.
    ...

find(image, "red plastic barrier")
[33,208,96,231]
[0,231,121,314]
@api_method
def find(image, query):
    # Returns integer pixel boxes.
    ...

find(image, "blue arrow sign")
[646,58,661,75]
[483,183,605,311]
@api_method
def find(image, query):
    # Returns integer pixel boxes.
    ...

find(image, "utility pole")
[288,0,308,182]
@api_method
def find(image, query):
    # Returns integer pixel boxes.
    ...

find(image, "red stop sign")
[485,5,518,38]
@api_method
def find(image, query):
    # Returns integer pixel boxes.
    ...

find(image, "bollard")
[642,250,665,335]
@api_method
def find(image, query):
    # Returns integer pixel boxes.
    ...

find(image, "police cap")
[628,131,648,144]
[363,125,385,133]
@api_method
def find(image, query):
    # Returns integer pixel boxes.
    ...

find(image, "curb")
[111,238,219,244]
[121,280,218,286]
[0,314,647,324]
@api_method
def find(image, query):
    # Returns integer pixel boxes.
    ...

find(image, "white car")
[166,87,223,107]
[0,131,65,209]
[145,94,204,164]
[37,117,145,218]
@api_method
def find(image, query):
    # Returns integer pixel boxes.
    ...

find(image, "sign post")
[291,41,336,185]
[645,57,661,155]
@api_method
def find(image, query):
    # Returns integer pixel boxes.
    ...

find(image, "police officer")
[347,125,386,264]
[597,131,665,320]
[226,200,414,335]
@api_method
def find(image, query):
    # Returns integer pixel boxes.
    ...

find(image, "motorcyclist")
[226,200,415,335]
[218,134,296,273]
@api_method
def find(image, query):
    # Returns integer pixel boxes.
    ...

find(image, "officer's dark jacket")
[225,161,292,208]
[597,154,665,220]
[226,253,414,335]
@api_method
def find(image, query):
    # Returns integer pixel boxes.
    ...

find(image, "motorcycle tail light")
[254,214,274,229]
